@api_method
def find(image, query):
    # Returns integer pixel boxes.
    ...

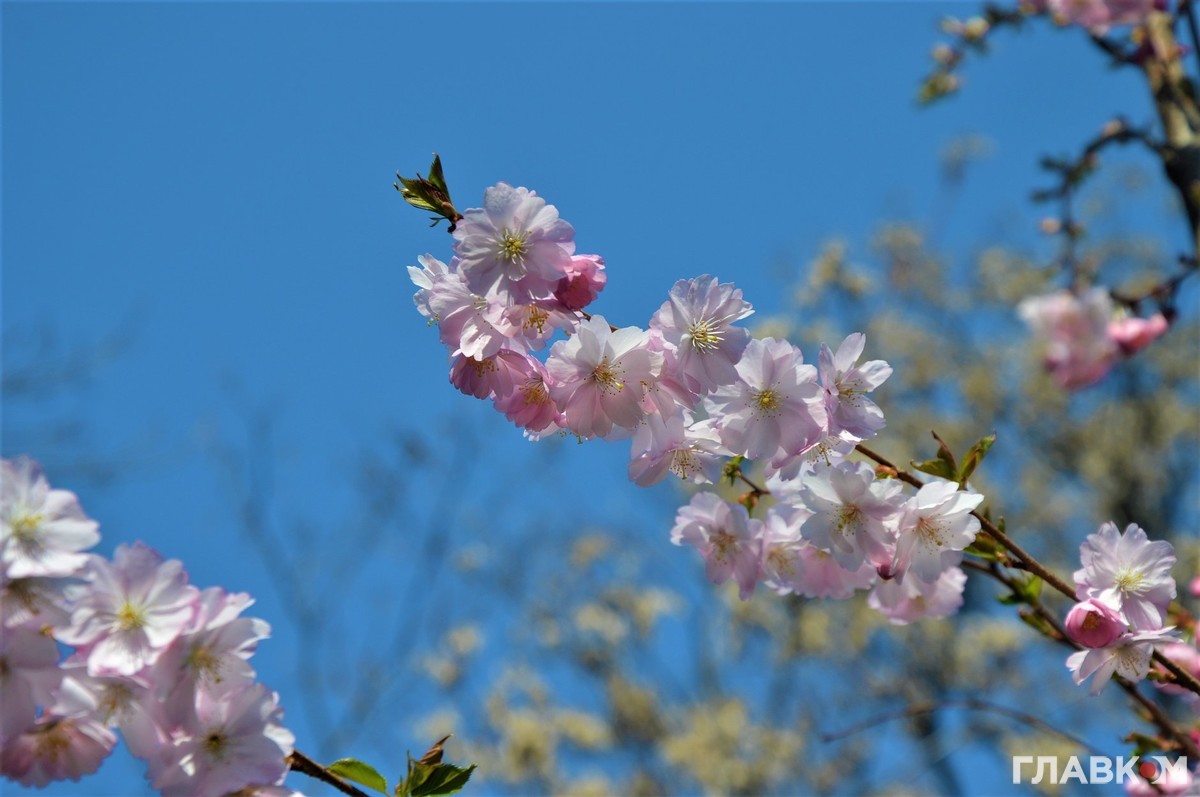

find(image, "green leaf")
[930,430,957,472]
[723,456,746,487]
[1017,608,1055,638]
[910,457,956,481]
[410,763,476,797]
[958,432,996,484]
[963,539,1000,561]
[998,574,1042,606]
[912,430,958,481]
[426,154,448,193]
[394,155,461,231]
[327,758,390,795]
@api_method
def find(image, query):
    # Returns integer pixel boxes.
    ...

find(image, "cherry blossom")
[546,315,663,439]
[670,492,763,600]
[704,337,826,462]
[1,456,100,579]
[890,480,983,583]
[795,460,902,571]
[452,182,575,302]
[1074,521,1176,630]
[1066,628,1180,695]
[649,275,754,394]
[151,682,294,797]
[817,333,891,441]
[60,543,200,677]
[1017,287,1119,390]
[627,412,730,486]
[868,566,967,625]
[1064,598,1127,648]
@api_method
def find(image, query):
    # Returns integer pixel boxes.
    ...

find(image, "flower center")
[10,513,44,542]
[752,388,781,416]
[670,448,699,480]
[116,601,147,632]
[205,731,229,761]
[688,321,723,352]
[835,505,863,537]
[590,358,625,394]
[915,516,947,549]
[519,377,550,407]
[767,548,797,577]
[710,529,737,563]
[187,645,224,683]
[1114,568,1146,594]
[523,305,549,335]
[497,228,530,265]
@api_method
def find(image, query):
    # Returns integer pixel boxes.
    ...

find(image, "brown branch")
[821,698,1102,754]
[856,443,1200,701]
[288,750,371,797]
[968,560,1200,759]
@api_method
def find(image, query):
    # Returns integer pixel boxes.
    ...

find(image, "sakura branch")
[0,456,474,796]
[398,156,1199,778]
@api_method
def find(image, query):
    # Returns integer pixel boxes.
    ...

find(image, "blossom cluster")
[411,183,989,623]
[1027,0,1163,34]
[0,457,298,796]
[1064,521,1186,696]
[1018,287,1169,390]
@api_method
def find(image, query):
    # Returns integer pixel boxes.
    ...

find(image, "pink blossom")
[60,542,200,676]
[796,461,903,571]
[452,183,575,302]
[1124,764,1195,797]
[649,275,754,394]
[152,682,294,797]
[419,255,513,360]
[1153,642,1200,698]
[758,506,811,595]
[546,316,663,439]
[56,661,166,761]
[1017,288,1118,389]
[408,252,454,321]
[448,349,531,400]
[1047,0,1159,33]
[1074,521,1176,630]
[890,480,983,583]
[792,545,878,599]
[869,566,967,625]
[151,588,271,724]
[1108,312,1169,354]
[628,412,730,486]
[0,572,74,631]
[554,253,607,311]
[0,625,63,738]
[491,355,564,436]
[1,456,100,579]
[0,714,116,787]
[1064,598,1128,648]
[818,333,891,441]
[670,492,763,600]
[704,337,826,462]
[1066,628,1179,695]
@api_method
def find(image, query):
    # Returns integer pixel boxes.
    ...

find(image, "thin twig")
[288,750,371,797]
[855,443,1200,701]
[821,698,1102,754]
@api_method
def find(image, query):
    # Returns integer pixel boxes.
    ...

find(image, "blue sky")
[2,2,1183,795]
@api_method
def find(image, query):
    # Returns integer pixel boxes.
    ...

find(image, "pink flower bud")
[1108,312,1169,354]
[1064,599,1127,648]
[1190,574,1200,598]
